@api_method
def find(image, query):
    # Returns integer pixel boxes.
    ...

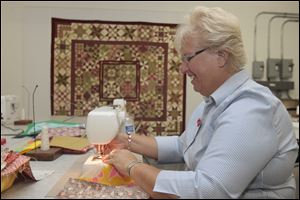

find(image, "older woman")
[104,6,298,199]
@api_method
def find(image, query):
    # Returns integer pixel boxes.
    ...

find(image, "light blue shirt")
[154,69,299,198]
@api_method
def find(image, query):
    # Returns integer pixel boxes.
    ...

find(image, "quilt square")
[51,18,186,136]
[100,60,140,100]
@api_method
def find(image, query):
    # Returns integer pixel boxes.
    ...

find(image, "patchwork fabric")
[57,178,149,199]
[51,18,186,136]
[1,152,31,177]
[35,127,85,140]
[79,164,134,186]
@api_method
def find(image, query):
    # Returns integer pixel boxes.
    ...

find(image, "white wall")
[1,1,299,125]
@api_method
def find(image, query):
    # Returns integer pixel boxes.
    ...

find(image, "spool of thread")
[40,126,50,151]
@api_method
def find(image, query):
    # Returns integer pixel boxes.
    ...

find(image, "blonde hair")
[175,6,246,71]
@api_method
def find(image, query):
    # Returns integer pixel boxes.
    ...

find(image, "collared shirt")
[154,69,299,198]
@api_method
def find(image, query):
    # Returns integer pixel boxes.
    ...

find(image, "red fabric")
[1,138,6,145]
[4,152,20,165]
[1,152,30,177]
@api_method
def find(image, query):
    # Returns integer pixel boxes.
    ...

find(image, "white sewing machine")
[86,99,127,150]
[81,99,127,177]
[1,95,17,124]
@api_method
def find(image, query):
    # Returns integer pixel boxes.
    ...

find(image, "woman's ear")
[217,50,229,68]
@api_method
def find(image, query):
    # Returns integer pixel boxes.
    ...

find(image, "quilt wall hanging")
[51,18,186,136]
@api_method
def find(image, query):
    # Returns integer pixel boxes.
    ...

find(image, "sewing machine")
[81,99,127,177]
[1,95,17,124]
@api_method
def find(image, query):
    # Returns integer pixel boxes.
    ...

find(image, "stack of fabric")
[1,150,35,192]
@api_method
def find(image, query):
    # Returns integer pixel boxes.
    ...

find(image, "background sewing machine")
[1,95,17,124]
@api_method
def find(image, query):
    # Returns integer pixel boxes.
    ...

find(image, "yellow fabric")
[50,136,90,151]
[79,164,134,186]
[17,140,41,155]
[1,172,17,192]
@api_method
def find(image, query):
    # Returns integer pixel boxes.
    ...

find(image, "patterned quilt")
[51,18,186,136]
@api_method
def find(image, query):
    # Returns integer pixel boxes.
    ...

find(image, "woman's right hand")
[101,133,128,154]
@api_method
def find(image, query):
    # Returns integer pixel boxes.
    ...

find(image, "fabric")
[154,69,299,198]
[1,151,36,192]
[49,136,92,152]
[20,120,82,137]
[51,18,186,136]
[1,172,17,192]
[36,127,85,140]
[15,140,41,155]
[79,164,133,186]
[57,178,149,199]
[2,151,20,166]
[1,152,31,176]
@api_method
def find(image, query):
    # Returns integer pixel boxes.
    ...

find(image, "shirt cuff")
[153,170,196,198]
[155,136,183,163]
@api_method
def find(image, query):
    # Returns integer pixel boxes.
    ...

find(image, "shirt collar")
[203,96,215,104]
[210,69,250,106]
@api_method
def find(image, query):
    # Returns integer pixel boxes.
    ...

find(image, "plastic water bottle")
[124,114,135,135]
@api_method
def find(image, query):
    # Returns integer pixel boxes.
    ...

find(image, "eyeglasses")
[181,48,208,63]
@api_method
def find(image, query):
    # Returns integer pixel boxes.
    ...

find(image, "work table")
[1,116,88,198]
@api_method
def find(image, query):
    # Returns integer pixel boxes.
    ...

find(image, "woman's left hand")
[103,149,138,176]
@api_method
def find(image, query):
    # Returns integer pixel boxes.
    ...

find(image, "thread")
[32,84,38,151]
[40,126,50,151]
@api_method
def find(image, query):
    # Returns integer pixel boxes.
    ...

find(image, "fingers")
[102,149,131,164]
[102,149,116,163]
[104,145,114,154]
